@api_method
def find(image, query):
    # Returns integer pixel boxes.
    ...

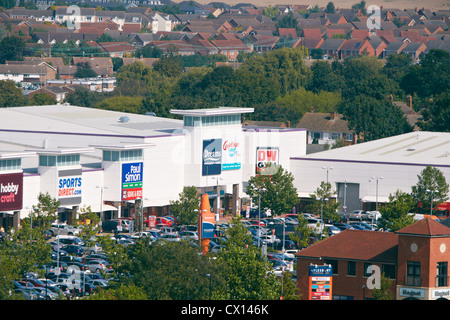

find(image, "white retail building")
[0,104,306,229]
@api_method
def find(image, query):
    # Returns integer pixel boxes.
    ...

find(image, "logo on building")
[0,172,23,211]
[57,169,82,205]
[256,147,279,174]
[202,139,222,176]
[122,162,143,201]
[222,138,241,171]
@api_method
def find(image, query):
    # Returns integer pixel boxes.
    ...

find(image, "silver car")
[84,259,108,273]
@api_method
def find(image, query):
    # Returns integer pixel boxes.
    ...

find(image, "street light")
[96,185,108,222]
[210,176,224,222]
[321,167,333,224]
[370,176,383,212]
[254,186,267,248]
[426,189,434,216]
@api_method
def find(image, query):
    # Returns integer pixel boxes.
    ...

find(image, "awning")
[361,195,390,203]
[102,205,118,211]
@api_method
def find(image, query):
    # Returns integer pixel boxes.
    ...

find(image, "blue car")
[61,245,84,257]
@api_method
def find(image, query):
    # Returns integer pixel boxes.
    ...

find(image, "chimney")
[287,121,291,128]
[330,112,335,120]
[389,94,393,103]
[310,106,314,113]
[406,95,412,109]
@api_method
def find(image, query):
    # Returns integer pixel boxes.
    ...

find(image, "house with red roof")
[339,38,375,58]
[296,218,450,300]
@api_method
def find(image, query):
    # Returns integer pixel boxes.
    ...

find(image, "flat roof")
[0,104,183,138]
[291,131,450,167]
[170,107,254,116]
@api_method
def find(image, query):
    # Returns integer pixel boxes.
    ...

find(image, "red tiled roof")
[396,217,450,236]
[296,230,398,263]
[303,28,323,38]
[278,28,297,37]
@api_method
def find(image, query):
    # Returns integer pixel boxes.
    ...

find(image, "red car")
[156,217,173,227]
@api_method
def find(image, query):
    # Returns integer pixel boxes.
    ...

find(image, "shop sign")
[256,147,279,174]
[432,289,450,299]
[399,287,425,299]
[222,138,241,171]
[122,162,143,201]
[0,172,23,211]
[202,139,222,176]
[308,265,332,300]
[57,169,82,202]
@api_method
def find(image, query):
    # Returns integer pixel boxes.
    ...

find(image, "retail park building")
[0,104,449,230]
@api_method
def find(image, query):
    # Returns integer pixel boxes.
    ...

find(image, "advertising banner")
[222,137,241,171]
[0,172,23,211]
[199,193,215,240]
[57,169,82,204]
[122,162,143,201]
[308,265,333,300]
[256,147,279,174]
[202,139,222,176]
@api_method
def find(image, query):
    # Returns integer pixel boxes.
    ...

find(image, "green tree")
[246,165,299,216]
[0,80,27,108]
[65,87,106,108]
[325,1,336,13]
[411,166,449,215]
[371,274,395,300]
[381,53,413,82]
[214,217,280,300]
[74,62,98,78]
[169,186,201,226]
[263,5,279,20]
[378,190,416,232]
[152,46,183,78]
[0,35,26,63]
[28,92,57,105]
[134,44,163,59]
[418,90,450,132]
[307,181,341,222]
[95,95,143,113]
[308,60,343,93]
[289,215,314,249]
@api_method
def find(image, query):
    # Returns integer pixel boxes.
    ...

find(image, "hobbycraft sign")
[122,162,143,201]
[0,172,23,211]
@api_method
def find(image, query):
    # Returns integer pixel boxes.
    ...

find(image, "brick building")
[296,218,450,300]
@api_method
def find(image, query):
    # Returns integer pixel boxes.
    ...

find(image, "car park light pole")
[254,186,267,249]
[426,189,434,216]
[211,177,223,222]
[321,167,333,225]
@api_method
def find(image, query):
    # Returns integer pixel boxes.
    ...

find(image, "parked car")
[333,223,355,231]
[83,259,109,273]
[179,231,198,241]
[275,239,297,250]
[87,279,109,289]
[350,222,374,231]
[61,245,84,257]
[156,217,173,227]
[324,224,341,236]
[307,218,325,233]
[49,223,81,237]
[14,288,39,300]
[101,220,121,233]
[160,234,181,242]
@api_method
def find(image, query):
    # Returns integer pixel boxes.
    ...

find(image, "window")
[0,158,21,171]
[407,261,421,286]
[325,259,338,275]
[347,261,356,276]
[364,263,372,277]
[382,264,396,279]
[312,132,322,140]
[345,133,353,141]
[330,133,339,140]
[103,150,121,162]
[39,155,57,167]
[437,262,448,287]
[120,149,142,161]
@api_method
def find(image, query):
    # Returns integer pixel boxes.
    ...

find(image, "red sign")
[122,188,143,201]
[0,172,23,211]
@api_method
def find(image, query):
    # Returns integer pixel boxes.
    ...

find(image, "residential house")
[149,40,196,56]
[72,56,114,77]
[28,86,70,102]
[252,35,280,52]
[320,38,346,59]
[130,33,163,47]
[339,39,375,58]
[365,35,387,57]
[0,63,56,85]
[148,12,173,34]
[382,40,409,58]
[402,42,427,60]
[210,38,251,61]
[188,37,219,55]
[47,77,116,92]
[122,57,160,68]
[94,41,136,58]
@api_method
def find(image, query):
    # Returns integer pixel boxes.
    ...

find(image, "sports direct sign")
[122,162,143,201]
[58,169,82,199]
[0,172,23,211]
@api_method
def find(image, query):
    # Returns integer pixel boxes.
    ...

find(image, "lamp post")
[343,179,348,222]
[255,186,267,248]
[321,167,333,224]
[426,189,434,216]
[96,185,108,222]
[211,177,223,222]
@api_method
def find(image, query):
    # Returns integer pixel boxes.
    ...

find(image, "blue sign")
[202,139,222,176]
[308,265,333,277]
[121,162,143,200]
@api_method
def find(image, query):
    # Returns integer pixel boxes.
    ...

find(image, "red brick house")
[296,218,450,300]
[339,39,374,58]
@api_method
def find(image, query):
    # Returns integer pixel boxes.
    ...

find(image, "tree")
[214,217,280,300]
[289,215,314,249]
[65,87,105,108]
[134,44,163,59]
[371,274,395,300]
[152,46,183,78]
[246,165,299,216]
[0,80,27,108]
[308,60,343,93]
[74,62,97,78]
[263,5,279,20]
[95,95,143,114]
[381,53,413,82]
[378,190,416,232]
[411,166,449,215]
[307,181,341,222]
[28,92,57,105]
[169,186,201,226]
[325,1,335,13]
[0,35,26,63]
[418,90,450,132]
